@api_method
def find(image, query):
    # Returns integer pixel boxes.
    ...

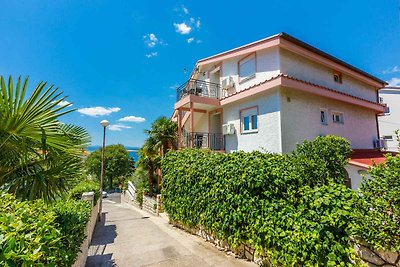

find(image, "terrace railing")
[176,79,221,101]
[179,131,224,151]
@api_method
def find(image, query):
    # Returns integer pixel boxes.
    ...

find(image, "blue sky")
[1,0,399,146]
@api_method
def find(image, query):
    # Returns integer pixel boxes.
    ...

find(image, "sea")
[87,146,139,162]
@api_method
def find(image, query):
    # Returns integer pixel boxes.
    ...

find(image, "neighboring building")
[378,87,400,152]
[171,33,389,189]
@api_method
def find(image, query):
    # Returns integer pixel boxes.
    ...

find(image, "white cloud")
[196,19,201,28]
[387,77,400,87]
[143,33,159,48]
[108,123,132,131]
[145,52,158,58]
[118,116,146,123]
[57,100,72,107]
[182,5,189,14]
[383,66,400,74]
[77,107,121,117]
[174,22,192,35]
[187,37,194,43]
[169,84,179,90]
[190,17,195,23]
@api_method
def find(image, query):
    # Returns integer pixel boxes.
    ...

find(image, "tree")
[145,116,177,157]
[85,144,135,189]
[0,76,90,201]
[137,137,160,196]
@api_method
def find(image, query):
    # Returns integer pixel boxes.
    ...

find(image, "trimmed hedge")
[0,192,91,266]
[162,136,358,266]
[51,199,92,266]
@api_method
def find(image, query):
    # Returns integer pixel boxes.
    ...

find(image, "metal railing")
[176,79,221,101]
[179,131,224,151]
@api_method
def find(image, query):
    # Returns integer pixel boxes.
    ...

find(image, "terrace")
[176,79,221,101]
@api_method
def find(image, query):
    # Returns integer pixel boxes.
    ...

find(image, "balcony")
[179,131,224,151]
[176,79,221,101]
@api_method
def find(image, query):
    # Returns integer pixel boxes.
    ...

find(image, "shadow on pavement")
[86,254,115,267]
[86,212,117,267]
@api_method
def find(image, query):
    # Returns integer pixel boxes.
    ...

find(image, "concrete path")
[86,194,255,267]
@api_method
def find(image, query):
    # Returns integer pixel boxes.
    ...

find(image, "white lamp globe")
[100,120,110,127]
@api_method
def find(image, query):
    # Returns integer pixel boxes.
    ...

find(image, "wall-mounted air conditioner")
[222,123,235,135]
[222,76,235,90]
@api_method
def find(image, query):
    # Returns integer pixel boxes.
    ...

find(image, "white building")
[172,33,389,189]
[378,87,400,152]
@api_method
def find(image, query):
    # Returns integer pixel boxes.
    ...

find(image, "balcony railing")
[176,79,221,101]
[179,131,224,151]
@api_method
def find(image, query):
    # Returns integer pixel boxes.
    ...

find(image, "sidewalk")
[86,196,255,267]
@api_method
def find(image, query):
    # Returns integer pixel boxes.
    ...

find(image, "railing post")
[177,108,182,149]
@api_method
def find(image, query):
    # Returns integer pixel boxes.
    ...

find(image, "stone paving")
[86,194,255,267]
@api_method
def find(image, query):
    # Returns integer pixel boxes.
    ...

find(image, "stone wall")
[354,242,400,267]
[72,193,100,267]
[170,221,400,266]
[170,221,264,264]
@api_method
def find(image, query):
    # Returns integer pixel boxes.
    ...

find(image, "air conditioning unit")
[222,123,235,135]
[222,76,235,90]
[374,139,387,149]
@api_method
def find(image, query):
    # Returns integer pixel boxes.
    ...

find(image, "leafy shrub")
[69,179,100,203]
[352,154,400,251]
[0,192,65,266]
[0,192,92,266]
[293,135,351,185]
[162,136,357,266]
[51,199,92,266]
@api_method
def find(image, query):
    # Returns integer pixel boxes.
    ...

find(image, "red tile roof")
[349,149,398,169]
[222,74,386,109]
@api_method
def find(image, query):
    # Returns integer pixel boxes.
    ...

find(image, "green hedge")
[51,199,92,266]
[69,179,100,204]
[162,136,358,266]
[0,192,91,266]
[352,154,400,251]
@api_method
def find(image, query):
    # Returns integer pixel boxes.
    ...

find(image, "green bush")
[162,136,358,266]
[352,154,400,251]
[0,192,65,266]
[0,192,92,266]
[69,179,100,204]
[51,199,92,266]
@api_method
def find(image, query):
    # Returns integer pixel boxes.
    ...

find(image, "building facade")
[378,87,400,152]
[172,33,388,189]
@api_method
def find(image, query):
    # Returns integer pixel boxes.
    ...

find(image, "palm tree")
[0,76,90,201]
[137,137,160,196]
[145,116,177,157]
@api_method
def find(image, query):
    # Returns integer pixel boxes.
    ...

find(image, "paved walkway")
[86,195,255,267]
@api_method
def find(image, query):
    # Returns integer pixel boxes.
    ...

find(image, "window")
[239,54,256,83]
[320,109,328,125]
[240,107,258,133]
[332,112,344,124]
[333,72,342,83]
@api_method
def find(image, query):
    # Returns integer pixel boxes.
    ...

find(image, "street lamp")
[98,119,109,221]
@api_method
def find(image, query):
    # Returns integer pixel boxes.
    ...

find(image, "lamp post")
[98,119,109,221]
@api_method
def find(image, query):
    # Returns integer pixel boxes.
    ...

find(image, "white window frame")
[240,106,258,134]
[320,108,328,125]
[332,111,344,124]
[238,53,256,83]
